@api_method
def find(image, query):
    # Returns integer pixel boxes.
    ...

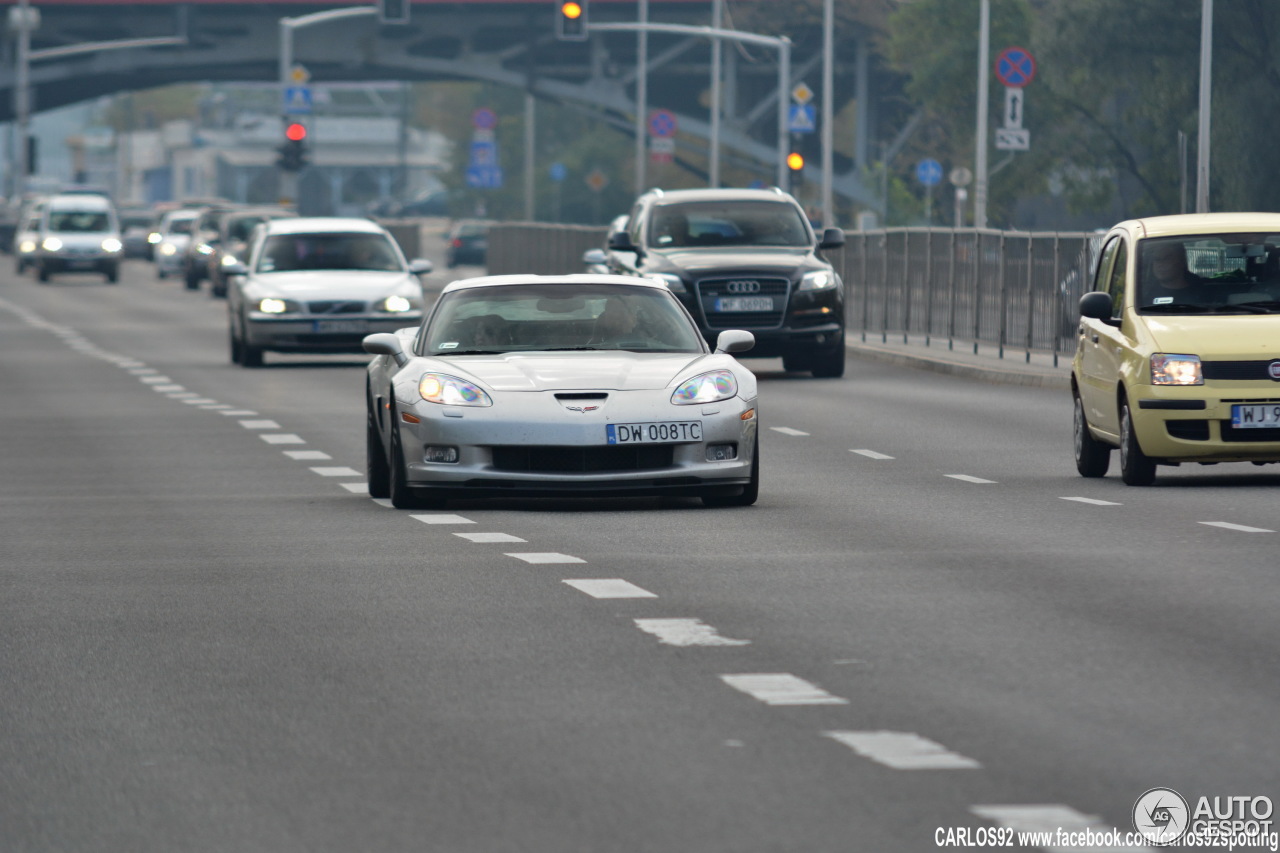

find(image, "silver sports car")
[362,274,760,508]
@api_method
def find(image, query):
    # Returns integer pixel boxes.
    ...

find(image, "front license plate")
[67,259,95,269]
[312,320,368,333]
[607,421,703,444]
[715,296,774,313]
[1231,404,1280,429]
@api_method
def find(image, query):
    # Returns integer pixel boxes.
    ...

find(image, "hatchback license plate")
[1231,404,1280,429]
[715,296,773,313]
[607,421,702,444]
[312,320,368,333]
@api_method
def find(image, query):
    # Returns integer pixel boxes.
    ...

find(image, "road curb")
[846,341,1072,390]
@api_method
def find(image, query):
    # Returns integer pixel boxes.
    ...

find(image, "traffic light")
[378,0,409,25]
[786,152,805,172]
[555,0,587,41]
[277,122,310,172]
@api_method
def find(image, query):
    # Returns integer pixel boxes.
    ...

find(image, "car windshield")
[648,200,811,249]
[166,218,195,235]
[257,233,402,272]
[47,211,110,232]
[423,283,704,355]
[229,215,279,242]
[1137,233,1280,314]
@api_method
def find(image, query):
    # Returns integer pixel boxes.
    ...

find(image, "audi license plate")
[715,296,773,313]
[607,421,702,444]
[312,320,368,333]
[1231,404,1280,429]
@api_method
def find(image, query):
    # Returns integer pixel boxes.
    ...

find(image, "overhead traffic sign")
[994,47,1036,88]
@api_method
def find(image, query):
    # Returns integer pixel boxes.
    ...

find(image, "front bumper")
[1129,382,1280,463]
[714,321,844,359]
[246,313,423,353]
[38,251,119,272]
[395,390,758,497]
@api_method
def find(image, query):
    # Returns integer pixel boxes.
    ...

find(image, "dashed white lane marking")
[339,483,368,494]
[128,368,157,375]
[770,427,810,436]
[181,398,218,405]
[970,805,1148,851]
[165,392,200,399]
[410,513,474,525]
[259,434,305,445]
[719,674,848,706]
[507,552,586,564]
[823,731,981,769]
[1199,521,1274,533]
[239,419,281,429]
[1060,496,1122,506]
[371,498,394,508]
[946,474,997,484]
[139,376,172,384]
[562,579,657,599]
[850,449,894,459]
[219,409,259,416]
[284,450,332,460]
[454,532,527,543]
[200,403,234,410]
[309,466,362,477]
[634,618,751,646]
[152,385,185,392]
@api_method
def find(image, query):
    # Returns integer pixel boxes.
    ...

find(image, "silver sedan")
[362,274,760,508]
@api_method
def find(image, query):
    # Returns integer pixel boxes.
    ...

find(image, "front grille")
[491,445,674,473]
[1203,360,1280,381]
[695,276,790,329]
[1220,423,1280,443]
[1166,420,1209,441]
[307,300,366,314]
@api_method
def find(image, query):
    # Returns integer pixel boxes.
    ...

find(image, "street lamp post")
[10,0,36,200]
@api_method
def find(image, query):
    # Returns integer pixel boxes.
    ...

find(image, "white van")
[35,194,123,283]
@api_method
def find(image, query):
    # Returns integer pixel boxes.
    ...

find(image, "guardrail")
[486,222,1102,362]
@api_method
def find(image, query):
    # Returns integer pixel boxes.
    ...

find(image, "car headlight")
[257,297,299,314]
[378,295,421,313]
[798,270,839,291]
[648,273,688,295]
[196,243,214,255]
[102,238,123,253]
[220,254,242,267]
[418,373,493,407]
[41,237,63,252]
[1151,353,1203,385]
[147,232,162,244]
[671,369,738,405]
[18,240,35,254]
[159,243,178,256]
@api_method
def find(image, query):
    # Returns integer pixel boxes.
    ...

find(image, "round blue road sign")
[472,107,498,130]
[994,47,1036,88]
[916,158,943,187]
[648,109,677,138]
[549,162,566,182]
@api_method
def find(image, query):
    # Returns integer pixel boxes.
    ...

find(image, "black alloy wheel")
[367,394,391,499]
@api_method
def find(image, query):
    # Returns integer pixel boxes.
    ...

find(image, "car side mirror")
[582,248,608,266]
[818,227,845,250]
[1078,291,1120,326]
[714,329,755,354]
[363,332,410,367]
[608,230,640,255]
[408,258,433,275]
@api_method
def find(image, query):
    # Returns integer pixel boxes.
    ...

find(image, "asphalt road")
[3,253,1278,853]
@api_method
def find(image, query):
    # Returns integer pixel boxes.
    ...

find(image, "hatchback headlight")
[18,240,35,254]
[147,232,162,244]
[798,270,839,291]
[257,297,300,314]
[41,237,63,252]
[418,373,493,407]
[159,243,178,256]
[648,273,687,295]
[1151,353,1203,385]
[220,254,242,267]
[672,370,738,405]
[102,238,123,253]
[379,295,421,313]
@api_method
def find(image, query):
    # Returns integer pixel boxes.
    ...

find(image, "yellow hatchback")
[1073,213,1280,485]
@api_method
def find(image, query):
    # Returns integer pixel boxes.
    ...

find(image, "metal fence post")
[860,233,869,343]
[1052,234,1062,367]
[948,230,957,351]
[972,232,982,355]
[881,232,889,344]
[1024,234,1035,362]
[924,229,934,347]
[901,230,911,344]
[997,232,1008,359]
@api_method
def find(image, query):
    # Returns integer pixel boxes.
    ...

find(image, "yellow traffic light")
[561,1,582,19]
[786,152,805,171]
[556,0,587,39]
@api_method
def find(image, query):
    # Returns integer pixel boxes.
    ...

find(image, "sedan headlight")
[798,270,839,291]
[1151,353,1202,385]
[18,240,35,254]
[648,273,688,295]
[671,370,738,405]
[41,237,63,252]
[159,242,178,256]
[102,238,123,253]
[220,254,242,267]
[378,295,422,313]
[147,232,162,245]
[418,373,493,407]
[257,297,300,314]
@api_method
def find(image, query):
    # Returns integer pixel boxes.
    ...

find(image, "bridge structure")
[0,0,884,206]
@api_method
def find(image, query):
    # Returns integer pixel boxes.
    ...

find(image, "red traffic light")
[285,123,307,142]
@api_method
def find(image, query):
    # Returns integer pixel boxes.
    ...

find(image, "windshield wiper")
[1141,303,1211,313]
[441,349,504,356]
[1226,300,1280,314]
[543,346,606,351]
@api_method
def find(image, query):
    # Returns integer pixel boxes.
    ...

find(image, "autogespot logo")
[1134,787,1190,845]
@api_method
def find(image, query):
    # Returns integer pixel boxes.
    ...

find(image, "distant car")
[360,273,760,509]
[445,220,490,268]
[583,214,630,274]
[119,208,157,259]
[13,211,43,274]
[33,193,123,283]
[153,209,199,280]
[206,207,297,298]
[182,204,239,290]
[226,217,433,367]
[1073,212,1280,485]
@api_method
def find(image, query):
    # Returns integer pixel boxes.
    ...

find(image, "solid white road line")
[259,434,305,445]
[1199,521,1274,533]
[453,532,527,543]
[634,618,750,647]
[946,474,997,484]
[719,674,848,706]
[239,419,281,429]
[770,427,810,436]
[339,483,368,494]
[410,514,474,525]
[970,805,1148,852]
[309,466,362,477]
[850,449,894,459]
[823,731,981,769]
[284,450,332,460]
[1060,497,1122,506]
[562,579,657,599]
[506,552,586,564]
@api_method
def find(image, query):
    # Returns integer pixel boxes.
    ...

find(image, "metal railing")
[487,222,1103,363]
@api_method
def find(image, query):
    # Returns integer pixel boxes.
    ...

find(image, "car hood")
[248,270,418,300]
[427,352,714,391]
[655,247,817,275]
[1142,315,1280,360]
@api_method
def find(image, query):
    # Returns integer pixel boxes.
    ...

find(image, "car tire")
[184,268,199,291]
[240,343,264,368]
[104,266,118,284]
[37,265,49,283]
[1073,392,1111,478]
[809,346,846,379]
[157,269,169,280]
[229,326,243,365]
[1119,398,1157,486]
[782,355,808,373]
[702,436,759,507]
[367,396,391,500]
[211,282,226,299]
